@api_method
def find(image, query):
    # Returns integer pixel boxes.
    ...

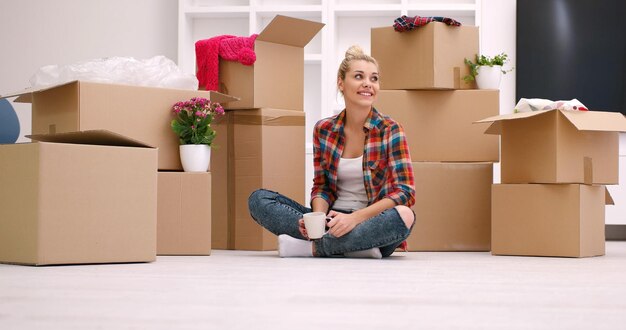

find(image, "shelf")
[190,0,249,6]
[184,6,251,18]
[332,3,476,18]
[304,53,322,64]
[406,3,476,16]
[335,0,400,5]
[255,5,323,18]
[256,0,322,5]
[333,4,403,16]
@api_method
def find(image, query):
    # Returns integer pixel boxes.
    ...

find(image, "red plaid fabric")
[393,15,462,32]
[311,108,415,209]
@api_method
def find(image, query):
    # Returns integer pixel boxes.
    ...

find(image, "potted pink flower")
[171,97,224,172]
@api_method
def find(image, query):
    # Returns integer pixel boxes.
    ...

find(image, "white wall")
[480,0,516,185]
[0,0,178,142]
[481,0,516,116]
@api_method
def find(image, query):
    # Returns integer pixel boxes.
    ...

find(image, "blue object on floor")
[0,99,20,143]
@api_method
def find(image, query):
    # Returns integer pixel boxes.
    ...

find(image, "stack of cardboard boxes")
[0,15,324,265]
[0,82,234,265]
[210,16,324,251]
[372,22,499,251]
[478,109,626,257]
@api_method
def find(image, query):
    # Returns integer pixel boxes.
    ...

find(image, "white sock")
[278,235,313,258]
[344,248,382,259]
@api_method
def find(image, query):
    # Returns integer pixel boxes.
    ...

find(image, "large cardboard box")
[374,90,499,162]
[0,130,157,266]
[219,15,324,110]
[1,81,237,170]
[409,162,492,251]
[492,183,613,258]
[477,109,626,184]
[211,108,305,250]
[157,172,211,256]
[371,22,479,90]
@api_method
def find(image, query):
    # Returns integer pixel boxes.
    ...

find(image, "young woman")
[248,45,415,258]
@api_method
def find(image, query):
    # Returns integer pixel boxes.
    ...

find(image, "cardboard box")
[0,130,157,266]
[409,162,493,251]
[492,183,614,258]
[1,81,237,170]
[157,172,211,256]
[218,15,324,110]
[211,108,305,250]
[374,90,499,162]
[371,22,479,90]
[477,109,626,184]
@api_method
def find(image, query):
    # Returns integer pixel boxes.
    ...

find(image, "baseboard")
[606,225,626,241]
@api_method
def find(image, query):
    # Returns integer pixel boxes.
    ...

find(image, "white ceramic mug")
[303,212,327,239]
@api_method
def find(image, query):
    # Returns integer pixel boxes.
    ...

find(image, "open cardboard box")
[374,90,499,162]
[0,130,157,266]
[371,22,479,90]
[157,171,212,256]
[409,162,493,251]
[211,108,306,250]
[218,15,324,111]
[492,183,614,258]
[477,109,626,184]
[1,81,238,170]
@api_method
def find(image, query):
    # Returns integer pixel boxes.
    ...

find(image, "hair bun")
[336,45,378,82]
[345,45,365,59]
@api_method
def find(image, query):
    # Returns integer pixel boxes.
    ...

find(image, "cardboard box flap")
[256,15,324,47]
[208,91,240,104]
[482,122,501,135]
[560,110,626,132]
[476,109,626,134]
[476,110,552,135]
[606,187,615,205]
[2,81,239,104]
[27,130,154,148]
[1,81,78,103]
[476,109,552,125]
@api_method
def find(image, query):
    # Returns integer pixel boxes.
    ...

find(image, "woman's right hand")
[298,218,309,240]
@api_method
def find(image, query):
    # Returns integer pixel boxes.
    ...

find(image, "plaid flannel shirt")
[311,108,415,209]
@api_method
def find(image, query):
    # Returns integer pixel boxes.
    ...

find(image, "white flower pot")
[475,65,502,89]
[179,144,211,172]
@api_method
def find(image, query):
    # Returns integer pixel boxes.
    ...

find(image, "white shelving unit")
[178,0,482,204]
[178,0,480,118]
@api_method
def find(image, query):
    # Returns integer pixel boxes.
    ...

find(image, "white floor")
[2,242,626,330]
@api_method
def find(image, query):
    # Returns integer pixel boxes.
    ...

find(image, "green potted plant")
[171,97,224,172]
[463,53,513,89]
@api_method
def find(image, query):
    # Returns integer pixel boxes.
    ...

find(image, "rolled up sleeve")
[384,123,415,207]
[310,123,336,207]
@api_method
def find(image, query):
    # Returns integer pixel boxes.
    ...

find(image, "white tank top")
[333,155,369,211]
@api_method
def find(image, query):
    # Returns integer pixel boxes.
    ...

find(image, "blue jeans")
[247,189,413,257]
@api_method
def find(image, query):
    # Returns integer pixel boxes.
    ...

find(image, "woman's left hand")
[326,210,361,238]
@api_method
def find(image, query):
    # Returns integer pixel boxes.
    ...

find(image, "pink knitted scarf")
[195,34,258,91]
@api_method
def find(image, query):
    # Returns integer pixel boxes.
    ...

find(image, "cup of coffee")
[303,212,327,239]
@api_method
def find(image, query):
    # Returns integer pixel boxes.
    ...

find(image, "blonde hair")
[337,45,379,82]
